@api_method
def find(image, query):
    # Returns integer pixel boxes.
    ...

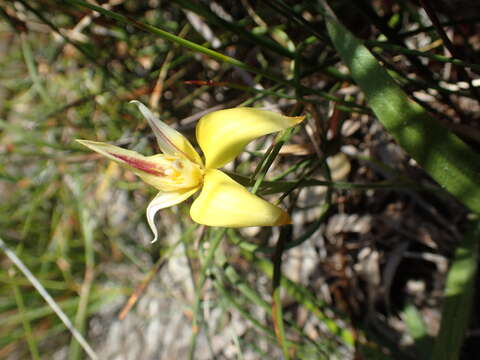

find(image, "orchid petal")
[147,187,200,242]
[130,101,203,165]
[76,140,203,191]
[196,107,304,169]
[190,169,290,227]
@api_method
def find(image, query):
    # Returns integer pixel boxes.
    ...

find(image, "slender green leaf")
[431,220,480,360]
[11,275,40,360]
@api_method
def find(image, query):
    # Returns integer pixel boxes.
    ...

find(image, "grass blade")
[65,0,366,111]
[173,0,294,58]
[189,228,226,360]
[271,229,291,360]
[10,271,40,360]
[20,32,53,107]
[0,238,99,360]
[68,178,96,360]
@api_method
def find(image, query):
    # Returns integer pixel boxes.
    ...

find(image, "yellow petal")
[76,140,203,191]
[196,107,304,169]
[190,169,290,227]
[130,100,203,165]
[147,187,200,243]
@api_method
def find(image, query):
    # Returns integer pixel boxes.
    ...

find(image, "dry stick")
[150,24,190,111]
[118,257,167,320]
[0,238,99,360]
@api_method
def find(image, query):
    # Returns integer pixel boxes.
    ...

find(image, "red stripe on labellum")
[110,153,165,176]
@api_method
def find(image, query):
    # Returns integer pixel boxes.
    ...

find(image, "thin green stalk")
[367,40,480,73]
[1,297,80,327]
[238,84,284,107]
[173,0,294,58]
[418,0,480,99]
[20,32,53,107]
[18,0,122,86]
[213,273,278,339]
[178,0,353,88]
[189,228,226,360]
[65,0,279,79]
[222,264,329,355]
[348,0,451,98]
[69,185,96,360]
[282,201,330,251]
[228,171,431,194]
[214,268,320,357]
[251,111,303,194]
[271,227,292,360]
[0,274,70,290]
[251,128,294,194]
[270,158,314,182]
[11,271,41,360]
[265,0,327,41]
[399,16,480,38]
[250,253,355,347]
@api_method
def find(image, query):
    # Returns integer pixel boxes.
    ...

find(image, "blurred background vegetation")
[1,0,480,359]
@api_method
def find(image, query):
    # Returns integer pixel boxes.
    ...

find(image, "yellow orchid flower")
[77,101,304,242]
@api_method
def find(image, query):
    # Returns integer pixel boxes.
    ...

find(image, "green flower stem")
[189,228,226,360]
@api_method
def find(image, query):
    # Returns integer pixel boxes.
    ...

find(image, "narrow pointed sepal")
[77,139,159,172]
[147,187,200,242]
[130,101,203,165]
[196,107,304,169]
[76,139,203,191]
[190,169,291,227]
